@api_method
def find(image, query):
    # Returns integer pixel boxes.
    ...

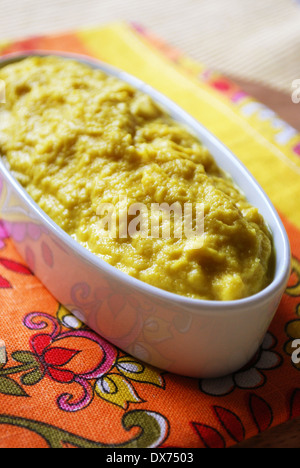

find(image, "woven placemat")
[1,0,299,93]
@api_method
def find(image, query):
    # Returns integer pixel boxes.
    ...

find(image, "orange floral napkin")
[0,22,299,448]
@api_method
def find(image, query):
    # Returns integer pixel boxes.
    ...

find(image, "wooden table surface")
[0,0,299,449]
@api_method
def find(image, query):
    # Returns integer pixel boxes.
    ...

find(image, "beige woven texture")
[1,0,300,92]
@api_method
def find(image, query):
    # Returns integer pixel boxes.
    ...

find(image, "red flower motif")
[290,389,300,419]
[0,275,11,289]
[30,334,79,383]
[191,422,225,449]
[24,311,157,413]
[213,406,245,443]
[0,257,32,275]
[249,394,273,433]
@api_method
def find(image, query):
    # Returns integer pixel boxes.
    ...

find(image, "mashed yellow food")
[0,57,273,300]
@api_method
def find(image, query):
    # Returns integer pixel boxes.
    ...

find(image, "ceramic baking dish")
[0,52,291,378]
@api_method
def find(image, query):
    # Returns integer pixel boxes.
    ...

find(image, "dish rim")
[0,51,291,312]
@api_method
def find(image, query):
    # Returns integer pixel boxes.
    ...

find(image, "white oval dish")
[0,52,291,378]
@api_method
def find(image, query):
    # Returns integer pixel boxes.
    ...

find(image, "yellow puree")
[0,57,273,301]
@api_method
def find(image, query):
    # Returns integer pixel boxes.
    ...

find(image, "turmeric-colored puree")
[0,57,273,300]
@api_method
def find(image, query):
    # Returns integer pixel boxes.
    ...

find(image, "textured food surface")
[0,57,273,300]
